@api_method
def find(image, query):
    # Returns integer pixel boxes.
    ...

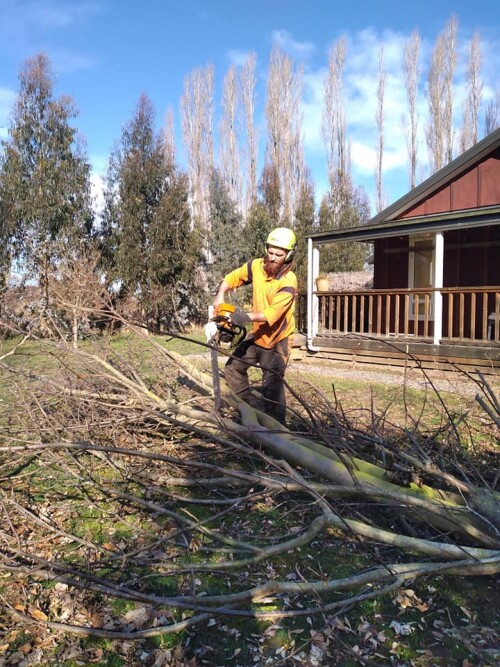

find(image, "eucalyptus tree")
[317,186,370,275]
[102,93,201,328]
[206,170,245,296]
[293,168,316,290]
[0,53,92,300]
[104,93,166,305]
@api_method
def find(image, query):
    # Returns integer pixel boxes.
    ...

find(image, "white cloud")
[49,47,98,74]
[90,153,107,217]
[0,86,16,136]
[226,49,254,67]
[271,29,315,58]
[1,0,100,33]
[301,69,326,154]
[0,1,100,75]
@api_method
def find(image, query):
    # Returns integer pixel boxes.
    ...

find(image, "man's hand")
[231,308,251,327]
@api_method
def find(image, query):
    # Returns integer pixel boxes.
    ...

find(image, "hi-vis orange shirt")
[223,258,297,349]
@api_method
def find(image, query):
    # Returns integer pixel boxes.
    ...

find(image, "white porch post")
[307,239,320,347]
[433,232,444,345]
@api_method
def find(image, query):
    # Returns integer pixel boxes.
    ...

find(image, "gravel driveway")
[288,354,496,398]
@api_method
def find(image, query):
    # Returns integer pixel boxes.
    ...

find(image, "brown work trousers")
[225,336,291,424]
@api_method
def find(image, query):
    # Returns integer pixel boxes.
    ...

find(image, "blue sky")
[1,0,499,215]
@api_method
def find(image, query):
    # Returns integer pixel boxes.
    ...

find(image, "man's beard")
[264,257,282,276]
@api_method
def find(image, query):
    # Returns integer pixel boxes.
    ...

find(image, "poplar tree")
[240,53,259,212]
[219,65,242,212]
[322,37,350,204]
[426,15,458,171]
[180,64,214,254]
[0,53,92,296]
[375,46,386,213]
[265,45,304,225]
[402,30,421,189]
[460,30,483,152]
[485,90,500,134]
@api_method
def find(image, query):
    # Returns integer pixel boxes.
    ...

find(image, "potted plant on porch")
[315,275,330,292]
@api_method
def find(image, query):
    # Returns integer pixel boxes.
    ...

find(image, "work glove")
[231,308,251,327]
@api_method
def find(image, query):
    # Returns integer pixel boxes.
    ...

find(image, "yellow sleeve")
[223,263,250,290]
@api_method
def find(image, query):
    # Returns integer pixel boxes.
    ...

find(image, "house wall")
[443,226,500,287]
[442,226,500,338]
[372,227,499,339]
[374,226,500,290]
[401,148,500,217]
[373,236,409,289]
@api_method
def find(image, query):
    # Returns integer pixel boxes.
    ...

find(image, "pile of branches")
[0,318,499,655]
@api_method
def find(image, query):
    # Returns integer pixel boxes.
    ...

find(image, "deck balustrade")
[312,287,500,343]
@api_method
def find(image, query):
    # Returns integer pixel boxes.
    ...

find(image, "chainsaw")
[208,303,247,350]
[204,303,247,412]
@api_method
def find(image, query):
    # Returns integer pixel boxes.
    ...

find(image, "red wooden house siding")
[307,129,500,365]
[401,149,500,218]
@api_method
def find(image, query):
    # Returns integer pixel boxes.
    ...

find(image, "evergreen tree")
[207,171,244,295]
[318,185,370,274]
[258,162,282,225]
[0,53,92,296]
[148,168,203,329]
[102,93,202,329]
[109,93,166,302]
[243,202,273,262]
[0,181,13,290]
[293,170,316,290]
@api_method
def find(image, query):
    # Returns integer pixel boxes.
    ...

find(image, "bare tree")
[48,244,106,348]
[485,88,500,134]
[180,64,214,251]
[322,34,355,224]
[265,45,304,225]
[163,105,176,169]
[219,64,242,212]
[240,53,259,212]
[426,15,458,172]
[322,37,349,193]
[460,30,483,152]
[402,29,421,189]
[375,46,386,213]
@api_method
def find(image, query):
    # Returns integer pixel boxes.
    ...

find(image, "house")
[305,128,500,371]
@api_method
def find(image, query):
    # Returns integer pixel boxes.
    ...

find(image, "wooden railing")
[313,287,500,343]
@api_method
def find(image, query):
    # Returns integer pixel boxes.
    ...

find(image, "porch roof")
[310,127,500,246]
[308,205,500,245]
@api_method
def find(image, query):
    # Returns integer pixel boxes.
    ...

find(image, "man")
[213,227,297,423]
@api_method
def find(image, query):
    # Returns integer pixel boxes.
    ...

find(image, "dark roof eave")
[308,206,500,245]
